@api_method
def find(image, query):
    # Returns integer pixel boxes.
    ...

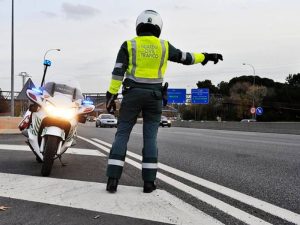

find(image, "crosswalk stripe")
[79,136,271,225]
[0,172,222,225]
[89,137,300,225]
[0,144,106,157]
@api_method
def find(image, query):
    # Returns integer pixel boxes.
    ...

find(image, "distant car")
[87,116,96,122]
[160,116,171,127]
[240,119,257,122]
[96,114,117,128]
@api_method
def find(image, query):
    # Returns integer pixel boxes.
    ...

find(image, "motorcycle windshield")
[43,79,84,106]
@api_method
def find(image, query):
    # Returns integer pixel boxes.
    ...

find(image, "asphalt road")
[0,123,300,225]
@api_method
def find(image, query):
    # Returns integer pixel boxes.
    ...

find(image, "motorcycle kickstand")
[58,155,67,167]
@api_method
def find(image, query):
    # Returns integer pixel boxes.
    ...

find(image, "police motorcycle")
[18,59,95,176]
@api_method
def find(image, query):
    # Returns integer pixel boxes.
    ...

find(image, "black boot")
[106,177,119,193]
[143,181,156,193]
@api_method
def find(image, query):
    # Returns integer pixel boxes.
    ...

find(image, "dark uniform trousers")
[106,86,162,181]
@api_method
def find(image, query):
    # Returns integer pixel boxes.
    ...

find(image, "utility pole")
[11,0,14,116]
[242,63,256,119]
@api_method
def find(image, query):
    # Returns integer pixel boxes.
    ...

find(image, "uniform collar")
[138,32,155,36]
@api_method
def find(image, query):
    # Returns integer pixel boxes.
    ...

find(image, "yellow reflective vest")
[108,36,206,94]
[126,36,169,84]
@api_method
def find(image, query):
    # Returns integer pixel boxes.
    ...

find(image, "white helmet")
[136,10,163,37]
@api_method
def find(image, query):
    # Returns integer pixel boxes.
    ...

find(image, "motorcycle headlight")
[45,102,76,120]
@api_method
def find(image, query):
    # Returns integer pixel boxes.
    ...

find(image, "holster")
[162,82,168,106]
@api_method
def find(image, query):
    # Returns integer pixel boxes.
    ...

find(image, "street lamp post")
[18,72,31,88]
[242,63,256,118]
[41,49,60,86]
[11,0,14,116]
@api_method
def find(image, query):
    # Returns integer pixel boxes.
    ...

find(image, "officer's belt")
[123,79,162,91]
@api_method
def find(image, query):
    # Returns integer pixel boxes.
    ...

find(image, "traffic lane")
[152,127,300,213]
[0,136,210,225]
[0,134,26,145]
[78,124,300,213]
[77,126,286,224]
[0,136,142,188]
[0,196,168,225]
[82,122,116,143]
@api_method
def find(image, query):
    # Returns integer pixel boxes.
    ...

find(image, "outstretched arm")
[168,42,223,65]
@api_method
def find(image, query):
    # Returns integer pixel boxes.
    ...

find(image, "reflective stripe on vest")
[126,36,168,84]
[158,39,166,78]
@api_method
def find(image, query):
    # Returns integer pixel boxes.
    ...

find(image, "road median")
[171,121,300,135]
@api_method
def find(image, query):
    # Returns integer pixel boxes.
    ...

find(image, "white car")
[96,114,118,128]
[160,116,171,127]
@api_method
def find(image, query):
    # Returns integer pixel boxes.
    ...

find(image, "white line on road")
[78,136,271,225]
[66,148,106,157]
[88,137,300,225]
[0,144,106,157]
[157,165,300,224]
[0,173,222,225]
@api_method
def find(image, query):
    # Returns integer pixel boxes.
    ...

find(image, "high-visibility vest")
[126,36,169,83]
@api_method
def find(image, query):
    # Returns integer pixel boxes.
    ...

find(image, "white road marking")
[93,138,300,224]
[0,173,222,225]
[0,144,29,151]
[89,137,300,224]
[78,136,271,225]
[66,148,105,157]
[0,144,105,157]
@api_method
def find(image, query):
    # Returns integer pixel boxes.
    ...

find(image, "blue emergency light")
[32,87,43,94]
[82,99,94,105]
[43,59,52,66]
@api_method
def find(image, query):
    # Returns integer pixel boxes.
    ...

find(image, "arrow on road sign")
[256,107,264,116]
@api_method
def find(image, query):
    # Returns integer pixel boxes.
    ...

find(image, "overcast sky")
[0,0,299,93]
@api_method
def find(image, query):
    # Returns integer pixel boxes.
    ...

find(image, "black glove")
[162,82,169,106]
[201,53,223,65]
[106,91,117,114]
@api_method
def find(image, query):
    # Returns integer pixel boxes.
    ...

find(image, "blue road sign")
[256,107,264,116]
[167,88,186,104]
[191,88,209,104]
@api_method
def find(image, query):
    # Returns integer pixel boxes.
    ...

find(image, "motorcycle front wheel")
[41,135,60,176]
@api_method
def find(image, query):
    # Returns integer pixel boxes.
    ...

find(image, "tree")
[229,82,252,119]
[286,73,300,87]
[0,89,9,114]
[196,80,218,93]
[217,81,229,96]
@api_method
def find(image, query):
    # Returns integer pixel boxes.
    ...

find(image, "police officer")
[105,10,223,193]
